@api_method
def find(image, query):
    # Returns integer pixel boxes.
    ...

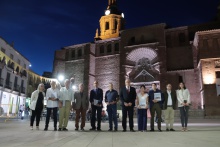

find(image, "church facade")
[53,0,220,117]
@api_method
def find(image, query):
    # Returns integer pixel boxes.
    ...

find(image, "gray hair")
[37,83,44,91]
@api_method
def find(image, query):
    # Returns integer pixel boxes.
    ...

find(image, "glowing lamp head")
[121,13,124,18]
[58,75,64,82]
[105,10,110,15]
[72,85,77,90]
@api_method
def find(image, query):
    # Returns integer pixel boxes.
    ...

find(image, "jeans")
[138,109,147,131]
[179,106,189,127]
[30,109,42,126]
[45,107,58,128]
[107,104,118,129]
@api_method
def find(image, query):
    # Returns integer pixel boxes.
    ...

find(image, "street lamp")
[72,85,77,90]
[58,75,64,82]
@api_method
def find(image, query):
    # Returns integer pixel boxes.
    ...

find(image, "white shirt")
[60,87,74,101]
[167,90,172,105]
[176,89,191,107]
[46,88,60,108]
[137,93,148,109]
[126,86,130,91]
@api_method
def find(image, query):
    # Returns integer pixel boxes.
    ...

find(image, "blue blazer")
[120,86,136,107]
[89,88,103,105]
[148,89,164,109]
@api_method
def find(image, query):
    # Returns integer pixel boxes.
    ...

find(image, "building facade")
[53,1,220,117]
[0,37,30,116]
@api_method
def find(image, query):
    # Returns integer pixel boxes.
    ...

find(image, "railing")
[21,87,25,94]
[13,84,20,92]
[0,78,4,86]
[5,81,12,89]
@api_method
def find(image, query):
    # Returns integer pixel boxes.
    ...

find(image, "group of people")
[29,78,191,132]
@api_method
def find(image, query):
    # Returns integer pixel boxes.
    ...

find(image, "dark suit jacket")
[148,89,164,109]
[120,86,136,107]
[73,91,89,110]
[89,88,103,105]
[163,90,177,110]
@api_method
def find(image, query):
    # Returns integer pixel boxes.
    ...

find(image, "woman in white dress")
[176,82,191,131]
[136,85,149,132]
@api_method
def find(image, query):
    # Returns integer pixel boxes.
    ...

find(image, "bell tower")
[95,0,125,40]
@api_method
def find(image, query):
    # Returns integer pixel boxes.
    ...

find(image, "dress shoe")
[90,128,96,131]
[58,128,62,131]
[97,129,102,131]
[54,127,57,131]
[63,128,68,131]
[81,128,85,131]
[130,129,135,132]
[75,128,79,131]
[44,128,48,131]
[170,128,175,131]
[108,129,113,131]
[150,129,155,132]
[158,129,162,132]
[114,128,118,132]
[122,130,126,132]
[166,128,169,131]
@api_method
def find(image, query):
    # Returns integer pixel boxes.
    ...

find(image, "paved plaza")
[0,118,220,147]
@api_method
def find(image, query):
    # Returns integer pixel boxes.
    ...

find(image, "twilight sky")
[0,0,219,75]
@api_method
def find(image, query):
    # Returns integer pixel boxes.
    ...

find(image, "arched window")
[105,22,109,30]
[100,45,104,54]
[107,44,112,54]
[78,49,82,57]
[115,43,119,52]
[71,50,75,59]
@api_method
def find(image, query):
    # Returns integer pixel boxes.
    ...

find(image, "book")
[154,93,161,101]
[94,99,99,105]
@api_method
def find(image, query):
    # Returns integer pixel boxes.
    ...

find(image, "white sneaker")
[30,126,33,130]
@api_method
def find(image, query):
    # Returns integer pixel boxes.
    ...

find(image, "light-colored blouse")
[137,93,149,109]
[176,89,191,107]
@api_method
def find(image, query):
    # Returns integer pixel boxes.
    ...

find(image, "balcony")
[13,84,20,92]
[21,87,26,94]
[0,78,4,86]
[5,81,12,89]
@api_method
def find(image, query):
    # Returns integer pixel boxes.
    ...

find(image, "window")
[105,22,109,30]
[115,43,119,52]
[115,20,118,30]
[78,49,82,57]
[179,33,186,46]
[1,48,5,53]
[166,34,172,47]
[17,59,20,65]
[71,50,75,59]
[131,37,135,43]
[100,45,104,54]
[107,44,112,53]
[6,72,10,83]
[10,54,14,60]
[14,76,18,87]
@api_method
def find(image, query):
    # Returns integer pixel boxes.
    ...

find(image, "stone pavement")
[0,118,220,147]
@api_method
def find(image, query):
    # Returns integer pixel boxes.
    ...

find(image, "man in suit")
[89,81,103,131]
[73,83,89,131]
[120,79,137,132]
[148,83,164,132]
[163,84,177,131]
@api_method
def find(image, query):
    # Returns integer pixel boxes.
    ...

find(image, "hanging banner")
[216,78,220,96]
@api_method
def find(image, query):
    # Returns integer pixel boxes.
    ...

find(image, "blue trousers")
[138,109,147,131]
[107,104,118,129]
